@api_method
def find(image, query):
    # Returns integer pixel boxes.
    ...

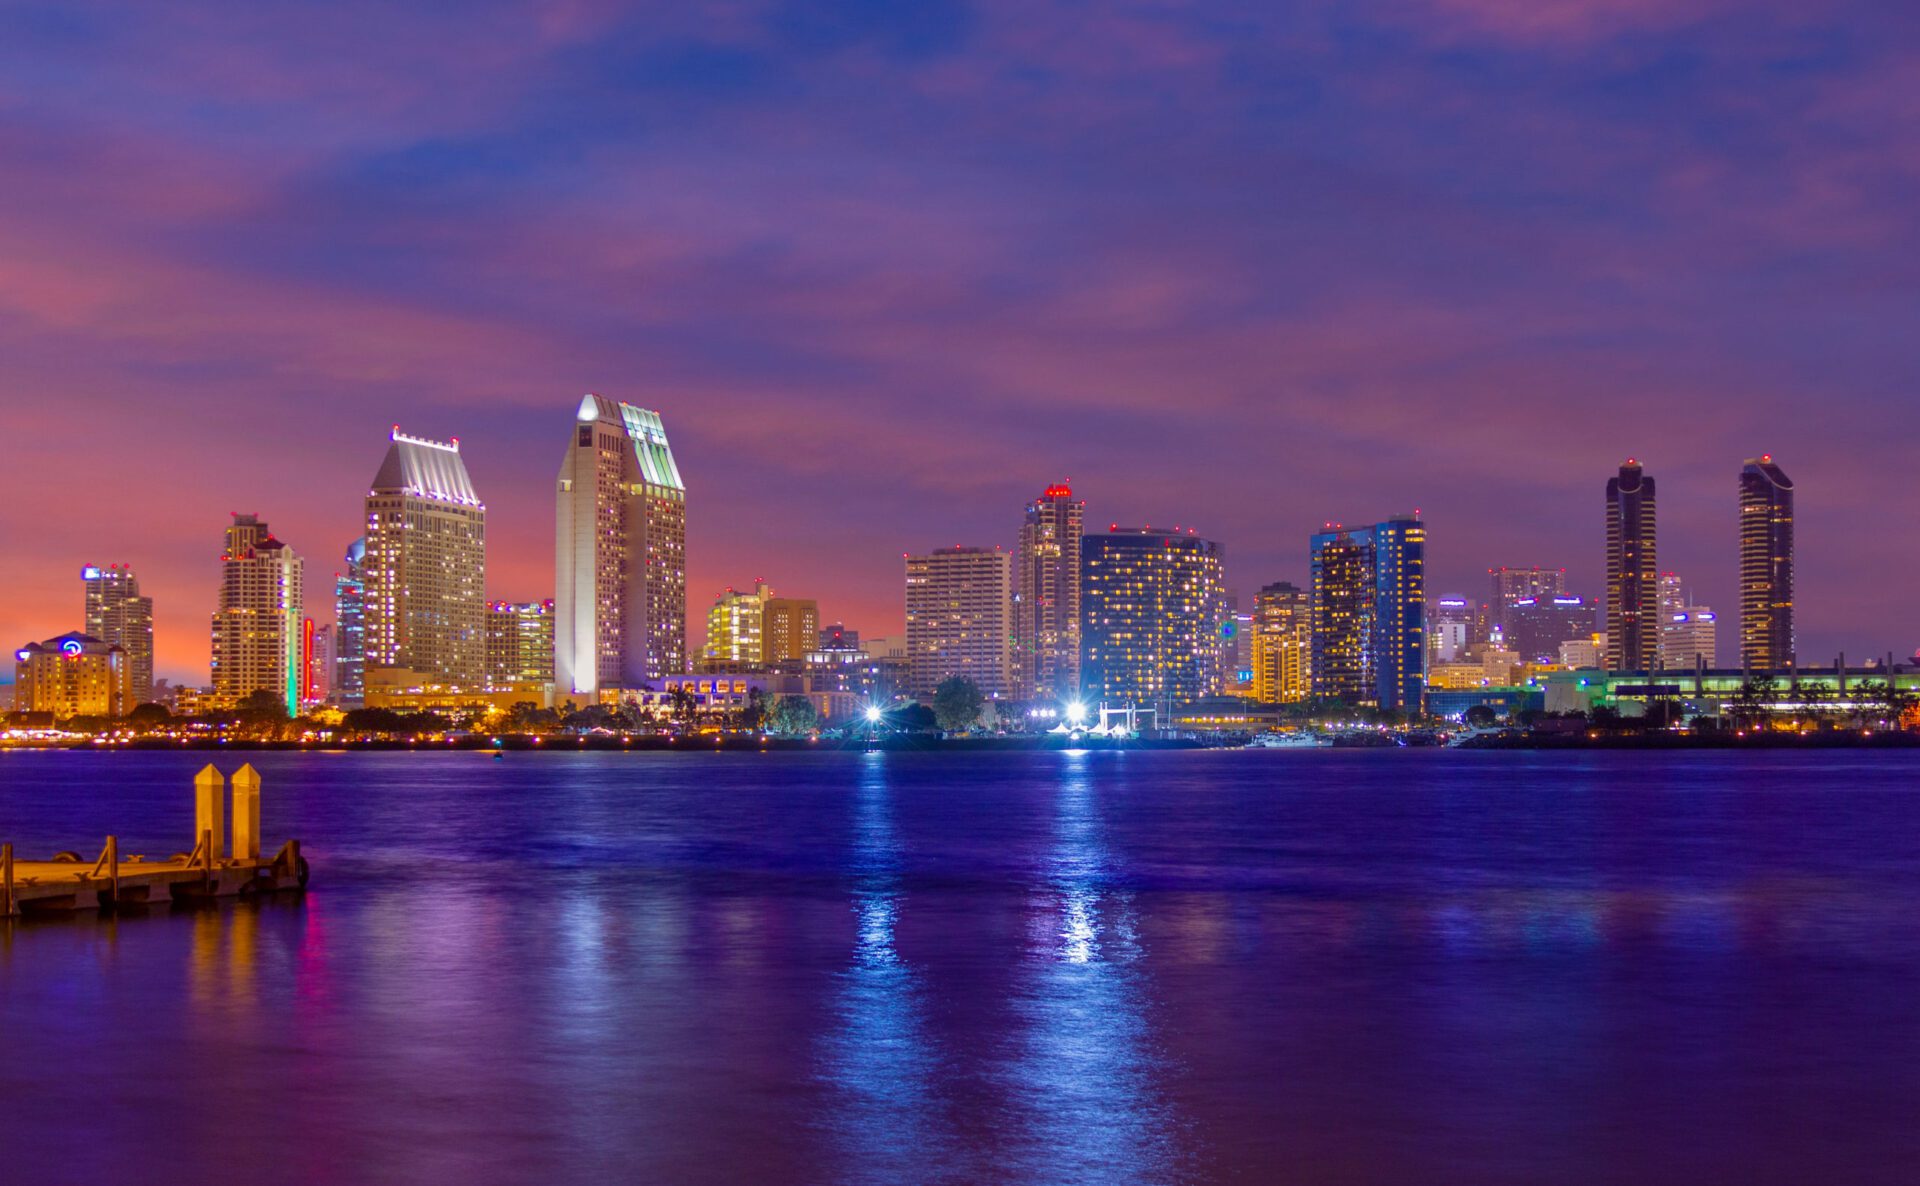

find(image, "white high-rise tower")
[555,394,687,697]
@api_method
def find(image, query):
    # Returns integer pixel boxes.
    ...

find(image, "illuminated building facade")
[1429,596,1474,664]
[1604,460,1658,672]
[333,538,366,707]
[1014,483,1084,701]
[1506,595,1596,665]
[905,547,1013,698]
[486,600,555,686]
[1657,573,1717,669]
[210,513,304,716]
[1311,516,1426,710]
[1488,566,1566,636]
[81,564,153,704]
[1310,527,1375,703]
[306,622,334,704]
[1079,529,1225,710]
[1739,455,1795,672]
[13,633,133,718]
[364,428,488,694]
[762,596,820,666]
[556,394,687,696]
[1250,580,1310,703]
[1372,516,1427,712]
[703,584,767,671]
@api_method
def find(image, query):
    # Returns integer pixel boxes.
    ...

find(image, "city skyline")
[6,4,1920,682]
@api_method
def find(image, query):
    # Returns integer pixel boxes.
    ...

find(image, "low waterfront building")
[13,632,133,718]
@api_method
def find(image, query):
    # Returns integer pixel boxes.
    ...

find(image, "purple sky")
[4,0,1918,683]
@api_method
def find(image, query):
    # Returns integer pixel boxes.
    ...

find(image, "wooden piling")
[2,843,13,919]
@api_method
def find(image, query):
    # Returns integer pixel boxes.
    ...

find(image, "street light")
[864,705,883,724]
[1065,701,1088,725]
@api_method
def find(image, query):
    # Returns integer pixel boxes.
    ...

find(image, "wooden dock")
[2,763,307,917]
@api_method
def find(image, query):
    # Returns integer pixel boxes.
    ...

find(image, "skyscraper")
[1250,580,1310,703]
[81,563,153,704]
[307,622,334,704]
[1014,483,1084,701]
[556,394,687,697]
[905,547,1013,698]
[1310,516,1426,710]
[210,513,304,716]
[334,538,366,707]
[1604,460,1658,672]
[1429,596,1475,664]
[363,428,488,695]
[1739,454,1794,673]
[1372,516,1427,712]
[1079,529,1225,711]
[1310,526,1375,703]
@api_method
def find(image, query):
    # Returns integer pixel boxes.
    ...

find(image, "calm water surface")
[3,748,1919,1185]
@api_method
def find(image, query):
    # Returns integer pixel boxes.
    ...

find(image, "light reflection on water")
[5,749,1920,1184]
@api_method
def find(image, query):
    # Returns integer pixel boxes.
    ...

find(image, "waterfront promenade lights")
[1065,701,1088,725]
[864,705,883,724]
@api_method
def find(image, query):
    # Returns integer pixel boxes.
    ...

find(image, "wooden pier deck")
[2,763,308,917]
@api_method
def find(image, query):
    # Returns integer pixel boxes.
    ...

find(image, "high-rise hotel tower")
[1014,483,1084,701]
[210,513,304,716]
[363,429,488,694]
[333,538,367,706]
[556,395,687,697]
[1308,515,1426,711]
[905,547,1014,698]
[1604,460,1658,672]
[1079,529,1225,711]
[82,564,154,704]
[1738,454,1794,673]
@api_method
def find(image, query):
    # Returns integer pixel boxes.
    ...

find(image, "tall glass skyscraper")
[333,538,367,707]
[1604,460,1658,672]
[1738,454,1794,673]
[1079,529,1224,712]
[82,563,153,704]
[556,394,687,697]
[1014,482,1084,701]
[1310,515,1426,711]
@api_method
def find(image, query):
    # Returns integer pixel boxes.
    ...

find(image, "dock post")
[231,764,261,863]
[194,765,225,864]
[2,843,12,918]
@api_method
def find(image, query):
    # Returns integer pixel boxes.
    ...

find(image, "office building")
[1080,529,1226,710]
[1014,482,1084,701]
[1310,515,1426,710]
[334,538,367,707]
[819,622,859,650]
[12,633,133,718]
[1429,596,1475,665]
[556,394,687,696]
[81,564,153,704]
[1657,573,1717,669]
[363,428,488,696]
[763,595,820,666]
[703,584,768,671]
[1604,460,1658,672]
[210,513,304,716]
[1507,595,1596,665]
[1488,567,1565,635]
[1739,455,1795,672]
[904,547,1013,698]
[306,622,334,705]
[487,600,555,686]
[1250,581,1310,703]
